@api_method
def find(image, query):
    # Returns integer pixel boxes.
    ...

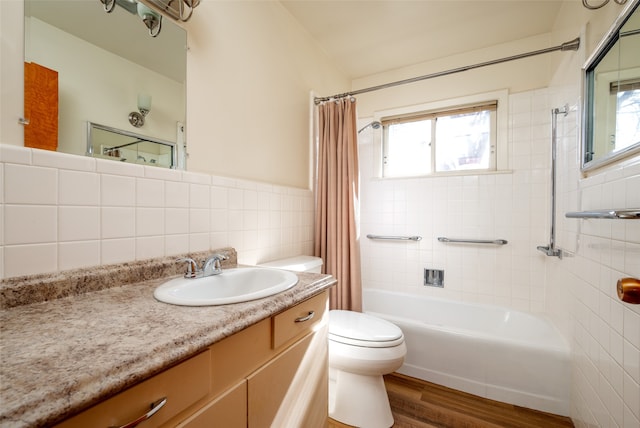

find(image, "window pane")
[615,88,640,151]
[435,111,491,172]
[384,120,432,177]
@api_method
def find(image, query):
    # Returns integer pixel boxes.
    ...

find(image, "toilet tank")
[258,256,323,273]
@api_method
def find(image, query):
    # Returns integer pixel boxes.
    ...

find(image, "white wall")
[0,1,349,278]
[355,30,581,312]
[359,88,553,312]
[546,3,640,427]
[357,2,640,427]
[185,1,349,188]
[1,1,351,189]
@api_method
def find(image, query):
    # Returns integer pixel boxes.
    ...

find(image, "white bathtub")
[363,289,570,416]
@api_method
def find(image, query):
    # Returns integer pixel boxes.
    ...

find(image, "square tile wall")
[359,88,553,313]
[358,84,640,427]
[549,83,640,428]
[0,144,314,279]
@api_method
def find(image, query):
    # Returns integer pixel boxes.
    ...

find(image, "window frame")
[372,90,509,178]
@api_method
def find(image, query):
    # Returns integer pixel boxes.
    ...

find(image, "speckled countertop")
[0,249,335,427]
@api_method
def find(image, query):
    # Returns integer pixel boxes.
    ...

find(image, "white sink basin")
[154,267,299,306]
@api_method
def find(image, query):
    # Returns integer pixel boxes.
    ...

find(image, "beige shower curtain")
[315,98,362,312]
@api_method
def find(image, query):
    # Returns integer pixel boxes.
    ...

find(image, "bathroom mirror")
[582,0,640,171]
[88,122,177,168]
[24,0,186,164]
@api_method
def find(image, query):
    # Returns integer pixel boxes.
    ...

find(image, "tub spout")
[537,245,563,259]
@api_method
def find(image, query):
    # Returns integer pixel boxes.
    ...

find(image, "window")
[382,102,497,178]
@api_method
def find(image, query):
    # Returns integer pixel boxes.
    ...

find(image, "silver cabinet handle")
[110,397,167,428]
[294,311,315,323]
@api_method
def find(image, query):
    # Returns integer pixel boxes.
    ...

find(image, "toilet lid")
[329,310,404,348]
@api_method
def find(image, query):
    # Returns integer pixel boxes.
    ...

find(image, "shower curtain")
[314,97,362,312]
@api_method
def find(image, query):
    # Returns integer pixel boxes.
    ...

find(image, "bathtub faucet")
[536,245,563,259]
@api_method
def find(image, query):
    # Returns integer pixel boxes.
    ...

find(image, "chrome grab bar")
[366,234,422,241]
[565,209,640,219]
[438,237,508,245]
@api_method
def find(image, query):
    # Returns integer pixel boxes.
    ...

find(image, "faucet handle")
[177,257,199,278]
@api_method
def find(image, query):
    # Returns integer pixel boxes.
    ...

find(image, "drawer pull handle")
[295,311,315,323]
[110,397,167,428]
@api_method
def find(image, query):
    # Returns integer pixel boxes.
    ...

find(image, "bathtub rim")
[362,288,570,353]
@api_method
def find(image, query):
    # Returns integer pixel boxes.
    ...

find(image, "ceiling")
[280,0,570,79]
[26,1,572,84]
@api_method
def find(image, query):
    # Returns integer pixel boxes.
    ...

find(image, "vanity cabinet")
[55,291,328,428]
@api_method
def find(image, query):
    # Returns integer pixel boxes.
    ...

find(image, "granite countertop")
[0,250,335,427]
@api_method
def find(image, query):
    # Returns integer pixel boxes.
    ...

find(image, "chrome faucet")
[177,254,229,279]
[202,254,228,277]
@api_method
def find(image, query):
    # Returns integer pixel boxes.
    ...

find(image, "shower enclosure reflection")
[87,123,177,169]
[583,0,640,170]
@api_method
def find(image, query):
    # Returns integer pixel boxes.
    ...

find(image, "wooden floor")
[329,373,574,428]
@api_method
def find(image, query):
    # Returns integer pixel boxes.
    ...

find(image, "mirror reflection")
[583,1,640,170]
[88,122,177,168]
[24,0,187,167]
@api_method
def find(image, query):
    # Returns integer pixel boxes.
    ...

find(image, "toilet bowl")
[257,255,406,428]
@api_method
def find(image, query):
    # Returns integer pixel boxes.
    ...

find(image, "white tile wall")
[359,88,552,312]
[0,144,314,278]
[359,85,639,426]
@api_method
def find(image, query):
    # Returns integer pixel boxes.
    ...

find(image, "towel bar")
[438,237,508,245]
[366,234,422,241]
[565,209,640,219]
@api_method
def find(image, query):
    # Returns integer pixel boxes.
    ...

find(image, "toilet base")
[329,369,394,428]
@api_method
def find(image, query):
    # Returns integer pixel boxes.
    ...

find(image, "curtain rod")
[314,37,580,105]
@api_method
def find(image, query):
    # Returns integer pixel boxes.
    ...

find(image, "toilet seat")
[329,310,405,348]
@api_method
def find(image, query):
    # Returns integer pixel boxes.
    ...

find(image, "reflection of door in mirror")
[24,62,58,151]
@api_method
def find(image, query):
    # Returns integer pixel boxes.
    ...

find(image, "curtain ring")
[350,96,356,102]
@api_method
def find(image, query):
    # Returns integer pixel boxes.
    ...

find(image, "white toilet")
[328,310,406,428]
[258,255,407,428]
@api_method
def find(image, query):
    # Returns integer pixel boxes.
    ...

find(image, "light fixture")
[129,94,152,128]
[582,0,627,9]
[100,0,116,13]
[99,0,163,37]
[137,2,162,37]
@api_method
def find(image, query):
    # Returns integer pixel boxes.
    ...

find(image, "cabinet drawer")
[272,291,328,349]
[56,350,211,428]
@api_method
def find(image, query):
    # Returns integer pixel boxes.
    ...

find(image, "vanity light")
[99,0,163,37]
[137,2,162,37]
[129,94,152,128]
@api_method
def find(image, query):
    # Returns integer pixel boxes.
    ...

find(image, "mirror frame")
[87,122,178,169]
[582,0,640,172]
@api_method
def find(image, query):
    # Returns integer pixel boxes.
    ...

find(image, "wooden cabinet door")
[176,380,247,428]
[24,62,58,151]
[247,330,328,428]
